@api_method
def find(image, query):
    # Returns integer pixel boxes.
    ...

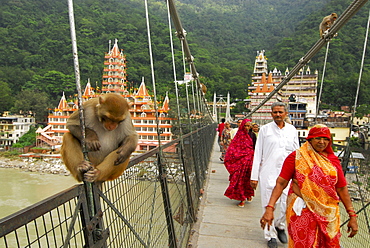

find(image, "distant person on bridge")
[219,122,232,161]
[260,124,358,247]
[217,118,226,151]
[251,102,299,248]
[230,119,242,139]
[252,123,259,137]
[224,119,256,207]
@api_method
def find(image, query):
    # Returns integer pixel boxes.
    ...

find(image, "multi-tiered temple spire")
[102,39,128,94]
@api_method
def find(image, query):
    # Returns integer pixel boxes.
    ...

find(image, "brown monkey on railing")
[319,13,337,37]
[61,93,138,182]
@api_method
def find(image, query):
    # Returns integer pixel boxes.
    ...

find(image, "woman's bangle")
[347,209,356,214]
[349,214,357,218]
[265,205,275,211]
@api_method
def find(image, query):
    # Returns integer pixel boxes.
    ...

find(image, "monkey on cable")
[61,93,138,182]
[319,13,338,37]
[200,83,207,95]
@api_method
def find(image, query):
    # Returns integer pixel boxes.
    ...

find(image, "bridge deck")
[189,138,288,248]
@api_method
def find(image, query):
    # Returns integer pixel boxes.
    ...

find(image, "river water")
[0,168,78,219]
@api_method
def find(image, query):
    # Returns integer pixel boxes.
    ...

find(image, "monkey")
[61,93,138,182]
[200,83,207,95]
[319,13,338,37]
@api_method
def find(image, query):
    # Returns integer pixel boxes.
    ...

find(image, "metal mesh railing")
[340,147,370,247]
[0,124,217,247]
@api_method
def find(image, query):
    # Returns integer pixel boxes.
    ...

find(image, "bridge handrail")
[0,124,217,247]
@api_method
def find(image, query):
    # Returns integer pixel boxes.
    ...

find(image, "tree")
[355,104,370,118]
[11,90,50,122]
[23,71,76,106]
[0,81,14,114]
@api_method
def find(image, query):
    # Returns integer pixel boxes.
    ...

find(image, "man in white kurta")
[251,102,299,247]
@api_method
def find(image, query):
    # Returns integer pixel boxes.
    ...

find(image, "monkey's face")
[97,93,129,131]
[100,115,125,131]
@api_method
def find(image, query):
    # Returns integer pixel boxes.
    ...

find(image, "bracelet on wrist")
[265,205,275,211]
[349,213,357,218]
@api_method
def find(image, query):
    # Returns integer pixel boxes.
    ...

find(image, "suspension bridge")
[1,0,370,247]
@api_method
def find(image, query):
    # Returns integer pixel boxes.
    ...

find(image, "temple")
[43,39,173,151]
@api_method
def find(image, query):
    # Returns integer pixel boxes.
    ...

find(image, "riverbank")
[0,156,70,176]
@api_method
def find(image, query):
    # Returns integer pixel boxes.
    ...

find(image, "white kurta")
[230,128,238,139]
[251,121,299,240]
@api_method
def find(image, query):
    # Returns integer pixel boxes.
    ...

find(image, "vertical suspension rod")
[67,0,95,219]
[167,0,213,120]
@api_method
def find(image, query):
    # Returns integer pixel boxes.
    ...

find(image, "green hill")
[0,0,369,120]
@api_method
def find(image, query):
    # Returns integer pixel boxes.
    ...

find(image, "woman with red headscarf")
[224,119,256,207]
[260,124,358,247]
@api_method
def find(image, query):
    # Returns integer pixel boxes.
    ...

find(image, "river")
[0,167,78,219]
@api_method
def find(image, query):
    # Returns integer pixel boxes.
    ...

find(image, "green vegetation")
[0,0,370,120]
[11,126,37,148]
[0,150,22,158]
[349,136,363,148]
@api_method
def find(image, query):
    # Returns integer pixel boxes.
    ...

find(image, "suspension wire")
[246,0,369,118]
[195,79,201,118]
[213,93,218,123]
[351,8,370,126]
[166,0,183,135]
[191,80,197,119]
[145,2,178,247]
[144,0,161,148]
[167,0,213,122]
[342,7,370,180]
[165,0,196,221]
[316,42,330,121]
[67,0,95,219]
[179,40,192,130]
[341,9,370,233]
[294,67,304,125]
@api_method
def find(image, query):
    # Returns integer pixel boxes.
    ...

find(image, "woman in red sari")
[224,119,256,207]
[260,124,358,247]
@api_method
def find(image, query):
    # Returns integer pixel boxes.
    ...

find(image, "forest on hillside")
[0,0,369,121]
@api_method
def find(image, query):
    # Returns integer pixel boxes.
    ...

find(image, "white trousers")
[260,182,288,241]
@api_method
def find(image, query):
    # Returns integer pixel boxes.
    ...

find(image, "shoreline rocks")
[0,157,70,176]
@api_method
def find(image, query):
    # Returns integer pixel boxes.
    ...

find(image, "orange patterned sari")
[286,141,341,247]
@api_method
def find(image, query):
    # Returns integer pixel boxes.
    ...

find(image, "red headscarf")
[224,119,254,174]
[306,124,334,155]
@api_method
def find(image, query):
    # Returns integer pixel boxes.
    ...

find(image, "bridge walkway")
[189,138,288,248]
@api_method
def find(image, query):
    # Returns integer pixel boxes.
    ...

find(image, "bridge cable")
[144,0,162,149]
[341,7,370,231]
[145,2,179,247]
[246,0,369,118]
[67,0,95,220]
[316,42,330,121]
[166,0,183,137]
[167,0,214,122]
[165,0,197,222]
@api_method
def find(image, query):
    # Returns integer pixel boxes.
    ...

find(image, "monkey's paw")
[114,152,130,166]
[86,139,101,151]
[83,168,101,182]
[115,147,133,166]
[78,161,93,173]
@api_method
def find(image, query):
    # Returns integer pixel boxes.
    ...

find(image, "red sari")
[224,119,256,201]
